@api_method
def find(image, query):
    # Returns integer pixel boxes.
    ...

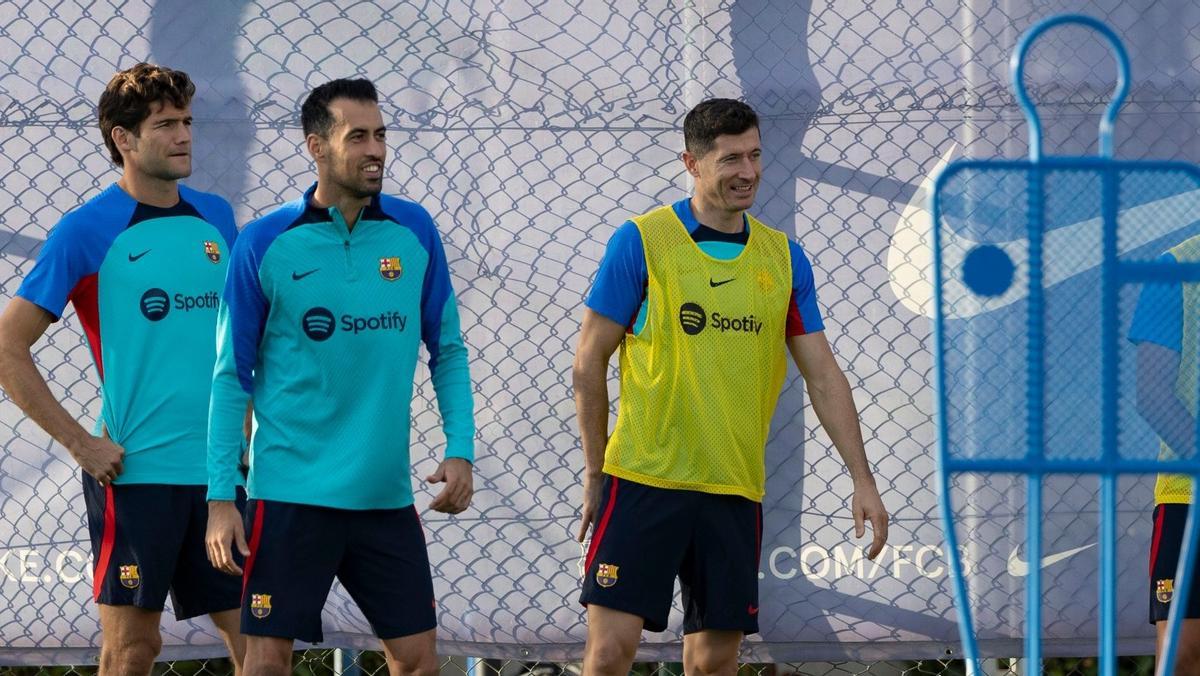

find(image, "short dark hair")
[683,98,759,157]
[301,78,379,138]
[97,63,195,166]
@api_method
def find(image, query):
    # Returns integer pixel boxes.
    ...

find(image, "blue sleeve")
[585,220,647,327]
[16,214,102,320]
[1128,253,1182,352]
[208,218,277,501]
[786,239,825,336]
[404,205,474,464]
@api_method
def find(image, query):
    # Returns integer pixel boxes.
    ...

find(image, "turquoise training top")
[16,183,238,485]
[208,184,475,510]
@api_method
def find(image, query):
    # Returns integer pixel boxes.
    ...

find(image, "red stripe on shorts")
[1150,504,1167,577]
[241,501,266,602]
[584,477,620,575]
[92,483,116,602]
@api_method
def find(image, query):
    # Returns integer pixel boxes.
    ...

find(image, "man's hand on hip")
[70,434,124,486]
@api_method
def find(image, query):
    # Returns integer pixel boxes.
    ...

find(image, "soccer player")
[205,78,474,676]
[0,63,244,674]
[572,98,889,676]
[1129,238,1200,671]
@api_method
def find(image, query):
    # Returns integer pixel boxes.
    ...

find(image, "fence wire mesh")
[0,655,1166,676]
[3,0,1200,671]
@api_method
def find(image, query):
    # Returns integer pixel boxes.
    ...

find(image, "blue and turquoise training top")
[16,183,238,485]
[207,184,475,510]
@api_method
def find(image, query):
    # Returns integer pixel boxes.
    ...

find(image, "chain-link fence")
[4,0,1200,671]
[0,654,1166,676]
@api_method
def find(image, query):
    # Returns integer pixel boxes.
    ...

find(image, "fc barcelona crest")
[379,256,402,281]
[250,593,272,618]
[596,563,619,588]
[204,240,221,264]
[1157,578,1175,603]
[119,564,140,589]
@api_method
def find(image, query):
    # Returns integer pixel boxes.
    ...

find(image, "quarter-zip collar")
[301,183,386,239]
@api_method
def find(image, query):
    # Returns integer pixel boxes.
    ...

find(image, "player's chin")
[354,179,383,197]
[160,162,192,180]
[727,197,755,212]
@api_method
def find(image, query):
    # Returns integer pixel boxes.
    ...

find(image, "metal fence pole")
[334,648,362,676]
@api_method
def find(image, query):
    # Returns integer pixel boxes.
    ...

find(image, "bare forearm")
[807,367,874,485]
[0,347,90,451]
[572,357,610,479]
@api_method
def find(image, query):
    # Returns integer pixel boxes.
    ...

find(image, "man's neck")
[689,196,744,234]
[312,182,370,232]
[117,170,179,208]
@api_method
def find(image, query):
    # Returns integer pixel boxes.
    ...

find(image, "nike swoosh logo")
[886,143,1200,318]
[747,604,759,615]
[291,269,319,281]
[710,278,735,288]
[1006,543,1096,577]
[128,250,151,262]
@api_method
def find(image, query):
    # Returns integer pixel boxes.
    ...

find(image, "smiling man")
[572,98,889,676]
[205,78,474,676]
[0,63,244,674]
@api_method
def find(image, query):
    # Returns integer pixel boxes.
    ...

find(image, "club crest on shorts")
[1157,578,1175,603]
[118,564,140,589]
[204,240,221,264]
[379,256,402,281]
[596,563,619,588]
[250,593,272,618]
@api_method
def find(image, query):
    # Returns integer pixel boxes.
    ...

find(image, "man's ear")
[112,126,136,159]
[306,133,325,162]
[681,150,701,178]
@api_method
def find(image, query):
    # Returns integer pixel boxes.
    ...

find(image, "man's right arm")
[572,309,626,542]
[206,227,269,576]
[0,298,123,483]
[571,220,646,543]
[1136,342,1195,455]
[1128,265,1194,455]
[208,300,254,503]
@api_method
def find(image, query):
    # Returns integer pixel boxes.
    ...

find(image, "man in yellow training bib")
[572,98,889,675]
[1128,237,1200,670]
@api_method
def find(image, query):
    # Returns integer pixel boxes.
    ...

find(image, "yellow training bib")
[602,204,793,501]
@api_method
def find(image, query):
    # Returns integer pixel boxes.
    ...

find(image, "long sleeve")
[208,230,269,500]
[430,293,474,462]
[419,227,475,463]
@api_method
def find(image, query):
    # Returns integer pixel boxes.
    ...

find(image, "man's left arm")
[787,332,889,559]
[419,222,475,514]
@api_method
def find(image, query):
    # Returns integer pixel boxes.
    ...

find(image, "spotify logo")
[140,289,170,321]
[678,302,707,335]
[302,307,336,341]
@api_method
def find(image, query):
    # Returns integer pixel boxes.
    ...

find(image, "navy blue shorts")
[240,500,436,643]
[579,475,763,634]
[82,472,244,620]
[1150,503,1200,623]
